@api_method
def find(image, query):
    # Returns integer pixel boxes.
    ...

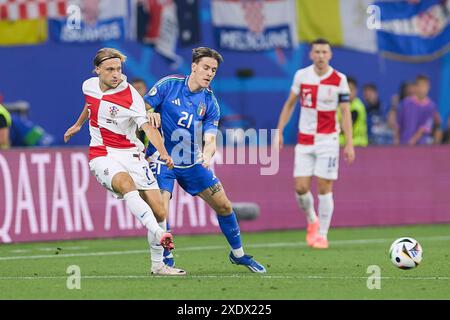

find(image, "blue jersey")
[144,75,220,166]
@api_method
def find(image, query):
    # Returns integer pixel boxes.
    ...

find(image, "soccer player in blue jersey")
[144,47,266,273]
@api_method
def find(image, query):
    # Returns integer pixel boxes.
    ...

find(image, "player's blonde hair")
[93,48,127,71]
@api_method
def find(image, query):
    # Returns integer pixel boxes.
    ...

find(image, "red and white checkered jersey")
[291,65,350,145]
[82,76,148,160]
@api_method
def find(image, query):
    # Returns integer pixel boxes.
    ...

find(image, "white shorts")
[89,151,159,199]
[293,141,340,180]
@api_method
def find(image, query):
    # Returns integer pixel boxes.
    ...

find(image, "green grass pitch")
[0,224,449,300]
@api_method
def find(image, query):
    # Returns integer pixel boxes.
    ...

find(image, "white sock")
[148,220,168,271]
[318,193,334,238]
[148,230,164,270]
[158,220,167,232]
[295,191,317,224]
[232,247,245,258]
[123,191,162,238]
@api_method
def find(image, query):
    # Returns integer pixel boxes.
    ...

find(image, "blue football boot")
[229,252,266,273]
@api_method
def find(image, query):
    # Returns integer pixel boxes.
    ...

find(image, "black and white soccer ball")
[389,237,423,269]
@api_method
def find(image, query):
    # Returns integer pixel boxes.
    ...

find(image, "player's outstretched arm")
[202,133,216,169]
[276,91,298,149]
[141,122,174,169]
[339,102,355,164]
[64,103,89,143]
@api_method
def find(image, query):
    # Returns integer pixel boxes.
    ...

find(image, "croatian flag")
[211,0,297,51]
[375,0,450,61]
[48,0,129,43]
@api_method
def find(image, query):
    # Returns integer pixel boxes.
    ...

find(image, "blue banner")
[48,0,129,43]
[214,26,294,51]
[211,0,297,51]
[49,18,126,43]
[376,0,450,61]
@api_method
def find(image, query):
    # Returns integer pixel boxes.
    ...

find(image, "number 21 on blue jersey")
[178,111,193,129]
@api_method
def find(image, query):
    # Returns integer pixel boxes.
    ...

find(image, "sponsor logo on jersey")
[106,119,118,125]
[171,98,181,106]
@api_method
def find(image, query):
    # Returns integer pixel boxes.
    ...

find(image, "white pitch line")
[0,249,149,261]
[37,246,89,252]
[0,274,450,281]
[0,235,449,262]
[9,249,30,253]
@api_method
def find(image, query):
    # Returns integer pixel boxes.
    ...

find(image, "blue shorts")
[149,163,220,196]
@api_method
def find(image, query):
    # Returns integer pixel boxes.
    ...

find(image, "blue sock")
[164,221,171,256]
[217,212,242,250]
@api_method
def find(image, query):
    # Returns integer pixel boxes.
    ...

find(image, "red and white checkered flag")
[0,0,67,21]
[415,6,443,37]
[241,0,264,34]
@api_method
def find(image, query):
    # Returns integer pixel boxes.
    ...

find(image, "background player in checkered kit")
[276,38,355,249]
[144,47,266,273]
[64,48,186,275]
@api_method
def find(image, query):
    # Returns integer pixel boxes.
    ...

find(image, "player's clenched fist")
[202,157,211,169]
[160,153,174,169]
[64,125,81,143]
[344,144,355,164]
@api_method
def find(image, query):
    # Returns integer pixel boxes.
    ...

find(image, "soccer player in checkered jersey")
[276,38,355,249]
[64,48,186,275]
[144,47,266,273]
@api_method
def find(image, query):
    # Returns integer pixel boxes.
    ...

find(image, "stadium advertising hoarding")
[0,147,449,243]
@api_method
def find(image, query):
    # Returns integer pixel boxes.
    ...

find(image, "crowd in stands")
[340,74,449,147]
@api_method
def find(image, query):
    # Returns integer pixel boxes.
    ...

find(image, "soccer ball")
[389,237,423,269]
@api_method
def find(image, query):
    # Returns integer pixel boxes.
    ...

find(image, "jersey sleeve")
[203,93,221,135]
[290,70,302,96]
[81,79,89,95]
[129,86,149,129]
[143,80,167,112]
[338,74,350,103]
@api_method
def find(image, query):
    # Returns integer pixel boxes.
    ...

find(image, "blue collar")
[183,75,206,96]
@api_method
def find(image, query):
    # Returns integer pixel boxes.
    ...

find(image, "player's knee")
[112,173,135,195]
[215,200,233,216]
[295,186,310,195]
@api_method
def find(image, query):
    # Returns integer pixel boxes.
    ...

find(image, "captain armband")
[338,93,350,103]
